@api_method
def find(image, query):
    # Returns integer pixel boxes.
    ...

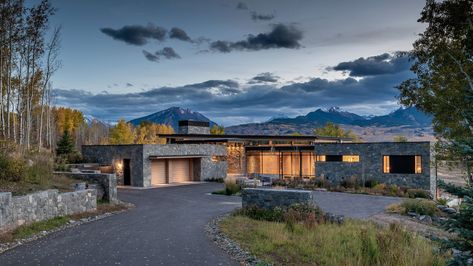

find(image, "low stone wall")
[0,189,97,232]
[55,172,118,203]
[242,188,314,210]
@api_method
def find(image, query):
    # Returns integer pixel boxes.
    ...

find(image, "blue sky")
[49,0,426,125]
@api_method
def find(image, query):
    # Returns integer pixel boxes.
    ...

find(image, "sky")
[49,0,427,125]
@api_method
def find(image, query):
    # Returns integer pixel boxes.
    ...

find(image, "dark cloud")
[251,12,275,21]
[249,72,280,83]
[236,2,248,10]
[126,83,134,87]
[142,50,160,62]
[143,47,181,62]
[54,52,413,124]
[210,24,303,53]
[156,47,181,59]
[331,52,410,77]
[169,27,192,42]
[101,24,167,45]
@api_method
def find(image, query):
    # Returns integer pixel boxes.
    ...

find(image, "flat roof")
[158,133,351,142]
[149,155,207,160]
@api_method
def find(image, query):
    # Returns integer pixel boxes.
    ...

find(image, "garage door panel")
[151,160,166,185]
[169,159,191,183]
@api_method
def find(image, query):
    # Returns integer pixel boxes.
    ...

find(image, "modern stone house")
[82,120,436,195]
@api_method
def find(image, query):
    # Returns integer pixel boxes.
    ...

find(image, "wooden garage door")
[169,159,192,183]
[151,160,167,185]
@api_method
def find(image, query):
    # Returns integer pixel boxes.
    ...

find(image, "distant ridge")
[128,107,217,131]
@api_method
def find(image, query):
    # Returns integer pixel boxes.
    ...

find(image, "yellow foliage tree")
[53,107,85,134]
[134,121,174,144]
[314,122,360,142]
[210,124,225,135]
[109,119,135,144]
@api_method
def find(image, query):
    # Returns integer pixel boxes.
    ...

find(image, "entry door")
[123,159,131,186]
[169,159,192,183]
[151,160,167,185]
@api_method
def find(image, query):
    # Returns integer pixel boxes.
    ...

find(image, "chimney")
[178,120,210,134]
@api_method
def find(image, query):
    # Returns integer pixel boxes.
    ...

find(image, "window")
[383,155,422,174]
[343,155,360,162]
[316,155,359,163]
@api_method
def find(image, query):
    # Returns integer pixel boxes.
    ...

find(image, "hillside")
[128,107,217,130]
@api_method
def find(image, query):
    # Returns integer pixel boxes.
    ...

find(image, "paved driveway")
[0,183,241,266]
[0,184,402,265]
[313,191,402,219]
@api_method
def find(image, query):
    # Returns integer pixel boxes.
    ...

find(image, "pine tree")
[56,130,75,155]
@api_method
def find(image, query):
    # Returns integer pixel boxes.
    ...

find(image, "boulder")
[443,207,457,215]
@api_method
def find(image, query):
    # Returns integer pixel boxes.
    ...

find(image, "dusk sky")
[50,0,426,125]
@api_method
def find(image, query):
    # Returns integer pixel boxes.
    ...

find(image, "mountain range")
[125,106,434,141]
[128,107,217,130]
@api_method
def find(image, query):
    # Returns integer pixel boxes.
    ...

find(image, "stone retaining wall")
[242,188,314,210]
[0,189,97,232]
[55,172,118,203]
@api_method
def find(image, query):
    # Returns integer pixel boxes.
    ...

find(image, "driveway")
[313,191,402,219]
[0,183,241,266]
[0,184,401,265]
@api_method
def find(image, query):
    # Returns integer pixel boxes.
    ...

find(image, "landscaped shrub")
[0,154,26,182]
[364,179,380,188]
[340,176,360,189]
[212,178,241,195]
[406,188,430,199]
[401,198,437,216]
[234,203,325,228]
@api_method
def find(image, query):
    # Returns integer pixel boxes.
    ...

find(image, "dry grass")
[220,215,446,266]
[0,174,78,196]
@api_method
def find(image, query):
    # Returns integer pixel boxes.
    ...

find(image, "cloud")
[101,24,167,45]
[142,50,160,62]
[169,27,192,42]
[210,24,303,53]
[251,12,275,21]
[331,52,410,77]
[143,47,181,62]
[249,72,280,83]
[236,2,248,10]
[156,47,181,59]
[54,52,414,124]
[126,83,134,87]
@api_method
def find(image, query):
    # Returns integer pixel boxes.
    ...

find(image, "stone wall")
[82,145,144,186]
[314,142,432,190]
[55,173,118,203]
[0,189,96,232]
[242,188,314,210]
[143,144,227,186]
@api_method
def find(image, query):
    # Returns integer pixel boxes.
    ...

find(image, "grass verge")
[220,215,446,266]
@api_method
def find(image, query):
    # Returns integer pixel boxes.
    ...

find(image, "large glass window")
[247,151,315,177]
[383,155,422,174]
[316,155,359,163]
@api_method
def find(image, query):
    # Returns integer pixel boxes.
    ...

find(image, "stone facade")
[82,144,227,187]
[178,121,210,134]
[314,142,432,190]
[242,188,314,210]
[142,144,227,186]
[82,144,144,186]
[0,189,96,232]
[56,173,118,203]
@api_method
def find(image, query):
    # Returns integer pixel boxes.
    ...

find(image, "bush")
[0,154,26,182]
[340,176,360,189]
[212,178,241,195]
[364,179,380,188]
[401,198,437,216]
[234,203,325,228]
[406,189,430,199]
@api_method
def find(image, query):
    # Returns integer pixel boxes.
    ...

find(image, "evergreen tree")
[56,130,75,155]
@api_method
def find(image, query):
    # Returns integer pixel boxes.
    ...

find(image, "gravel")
[205,214,270,266]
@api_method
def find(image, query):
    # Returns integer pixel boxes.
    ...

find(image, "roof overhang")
[148,155,208,160]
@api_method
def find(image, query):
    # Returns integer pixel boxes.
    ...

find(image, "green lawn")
[220,215,446,266]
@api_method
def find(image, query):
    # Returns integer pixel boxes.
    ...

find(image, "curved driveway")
[0,183,401,265]
[0,183,241,266]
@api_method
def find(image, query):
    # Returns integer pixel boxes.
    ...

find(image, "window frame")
[382,155,422,174]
